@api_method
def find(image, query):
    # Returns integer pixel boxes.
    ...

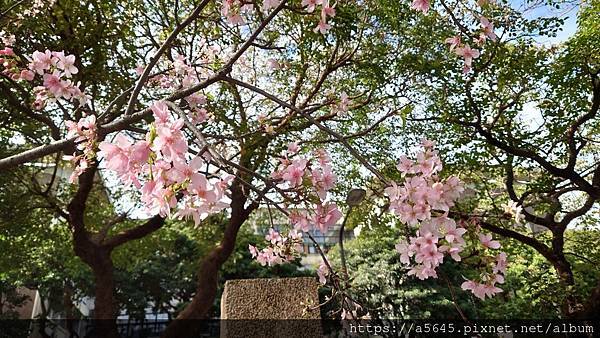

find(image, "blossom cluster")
[0,48,89,109]
[460,230,507,300]
[54,50,222,225]
[0,49,94,182]
[386,141,463,224]
[65,115,98,183]
[273,146,342,233]
[387,140,507,299]
[97,101,229,224]
[445,14,496,74]
[249,228,304,266]
[410,0,498,73]
[394,216,466,280]
[220,0,336,35]
[447,13,497,73]
[303,0,336,34]
[249,145,342,266]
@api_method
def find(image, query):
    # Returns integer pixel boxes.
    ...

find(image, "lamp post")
[339,188,366,281]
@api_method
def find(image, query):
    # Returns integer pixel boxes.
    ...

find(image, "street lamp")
[339,188,366,281]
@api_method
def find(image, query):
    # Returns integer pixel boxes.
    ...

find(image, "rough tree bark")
[67,166,119,338]
[66,164,166,338]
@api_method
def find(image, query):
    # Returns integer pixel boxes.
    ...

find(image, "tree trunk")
[159,247,228,338]
[550,229,583,317]
[72,233,119,338]
[552,255,581,317]
[161,180,254,338]
[89,251,119,338]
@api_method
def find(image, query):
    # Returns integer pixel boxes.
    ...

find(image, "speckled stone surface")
[220,277,322,338]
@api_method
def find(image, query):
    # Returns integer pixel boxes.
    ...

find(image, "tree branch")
[222,76,390,184]
[124,0,213,115]
[104,214,165,249]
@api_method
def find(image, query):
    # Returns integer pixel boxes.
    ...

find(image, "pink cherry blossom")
[185,93,206,109]
[455,44,480,67]
[248,245,259,258]
[265,228,282,244]
[439,243,463,261]
[313,203,342,233]
[188,174,215,200]
[317,261,329,284]
[153,120,188,162]
[301,0,323,13]
[147,185,178,217]
[151,101,171,125]
[493,252,508,274]
[281,158,307,187]
[314,148,331,165]
[461,280,503,300]
[221,0,246,25]
[395,241,414,265]
[98,134,132,174]
[314,20,331,34]
[410,0,430,14]
[321,0,335,18]
[290,211,311,232]
[42,72,64,95]
[55,53,78,77]
[129,140,151,166]
[408,264,438,280]
[167,156,203,183]
[397,155,414,174]
[445,35,461,52]
[287,142,299,154]
[443,220,467,244]
[311,165,336,200]
[262,0,280,11]
[414,243,444,268]
[19,69,34,81]
[0,47,14,56]
[29,50,53,74]
[479,233,501,249]
[68,158,88,184]
[480,16,497,41]
[332,91,350,114]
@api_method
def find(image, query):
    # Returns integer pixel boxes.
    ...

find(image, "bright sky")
[510,0,579,45]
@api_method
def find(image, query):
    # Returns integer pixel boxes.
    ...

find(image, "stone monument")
[220,277,322,337]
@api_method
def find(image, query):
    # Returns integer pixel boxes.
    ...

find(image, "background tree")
[392,0,600,317]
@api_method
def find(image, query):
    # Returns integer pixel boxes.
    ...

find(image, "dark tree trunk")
[160,180,255,338]
[550,228,584,317]
[66,165,167,338]
[89,251,119,338]
[479,218,584,318]
[551,254,581,317]
[73,235,119,338]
